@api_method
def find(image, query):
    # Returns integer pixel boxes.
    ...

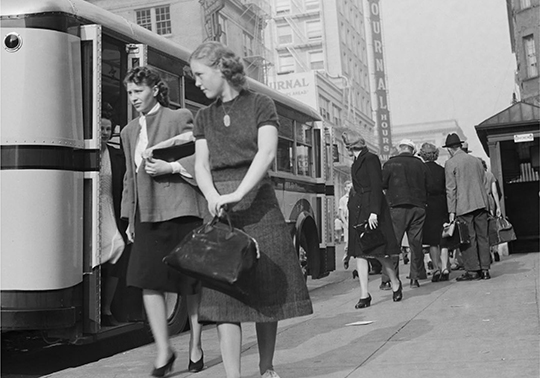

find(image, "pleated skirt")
[198,168,313,323]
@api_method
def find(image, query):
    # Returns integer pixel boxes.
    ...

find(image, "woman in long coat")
[343,133,402,309]
[419,143,450,281]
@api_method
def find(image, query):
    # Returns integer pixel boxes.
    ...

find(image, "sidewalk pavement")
[45,247,540,378]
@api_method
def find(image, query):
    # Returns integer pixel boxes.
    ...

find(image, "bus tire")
[164,292,188,336]
[297,217,320,279]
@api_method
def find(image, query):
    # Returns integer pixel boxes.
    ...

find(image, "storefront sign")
[514,133,534,143]
[267,71,318,109]
[368,0,393,162]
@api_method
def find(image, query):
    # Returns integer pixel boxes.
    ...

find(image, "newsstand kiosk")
[476,101,540,254]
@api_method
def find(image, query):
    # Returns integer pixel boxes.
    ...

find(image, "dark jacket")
[107,144,128,240]
[382,152,428,208]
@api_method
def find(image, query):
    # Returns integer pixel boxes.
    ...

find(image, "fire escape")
[238,0,273,84]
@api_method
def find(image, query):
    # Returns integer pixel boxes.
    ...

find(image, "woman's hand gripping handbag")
[163,211,260,302]
[353,222,386,253]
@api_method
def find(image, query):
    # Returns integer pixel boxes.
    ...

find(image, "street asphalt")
[44,244,540,378]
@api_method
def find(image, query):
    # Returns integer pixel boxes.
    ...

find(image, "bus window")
[152,68,181,109]
[296,123,313,177]
[277,116,294,173]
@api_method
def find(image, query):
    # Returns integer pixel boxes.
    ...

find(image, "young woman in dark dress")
[189,41,313,378]
[120,66,207,376]
[419,143,450,281]
[342,132,403,309]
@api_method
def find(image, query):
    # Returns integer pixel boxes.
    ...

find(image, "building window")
[276,0,290,15]
[306,20,322,40]
[277,24,293,44]
[309,50,324,70]
[523,35,538,78]
[136,6,171,35]
[305,0,320,11]
[520,0,531,9]
[279,54,295,73]
[243,32,254,57]
[219,15,228,45]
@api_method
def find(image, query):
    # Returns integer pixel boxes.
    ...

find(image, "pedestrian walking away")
[443,133,491,281]
[382,139,429,288]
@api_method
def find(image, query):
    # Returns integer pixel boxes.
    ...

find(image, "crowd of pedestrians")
[98,39,505,377]
[342,132,504,309]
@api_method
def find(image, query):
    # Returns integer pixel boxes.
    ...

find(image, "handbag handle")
[202,211,236,240]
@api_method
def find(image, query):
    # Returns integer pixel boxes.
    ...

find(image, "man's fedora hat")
[443,133,464,148]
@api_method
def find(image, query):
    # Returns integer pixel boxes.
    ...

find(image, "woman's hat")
[443,133,463,148]
[342,132,365,150]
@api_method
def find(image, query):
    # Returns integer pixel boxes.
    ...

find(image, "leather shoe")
[440,270,450,281]
[480,270,491,280]
[188,352,204,372]
[393,280,403,302]
[456,272,481,281]
[379,281,392,291]
[410,279,420,288]
[355,294,372,309]
[352,269,358,279]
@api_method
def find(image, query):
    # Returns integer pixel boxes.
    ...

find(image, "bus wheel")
[164,292,188,336]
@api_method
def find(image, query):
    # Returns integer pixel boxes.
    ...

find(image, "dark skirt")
[423,194,448,246]
[347,192,400,258]
[198,168,313,323]
[126,214,202,295]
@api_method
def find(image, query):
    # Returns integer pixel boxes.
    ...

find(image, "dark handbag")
[353,222,386,252]
[496,217,517,244]
[441,219,470,249]
[163,212,259,301]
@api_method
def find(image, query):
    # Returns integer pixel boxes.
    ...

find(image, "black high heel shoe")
[355,294,372,309]
[188,351,204,372]
[151,352,176,377]
[393,280,403,302]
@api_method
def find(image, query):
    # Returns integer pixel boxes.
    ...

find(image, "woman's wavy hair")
[123,66,170,107]
[189,41,247,89]
[418,142,439,162]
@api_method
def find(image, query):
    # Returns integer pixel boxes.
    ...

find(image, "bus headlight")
[4,32,22,52]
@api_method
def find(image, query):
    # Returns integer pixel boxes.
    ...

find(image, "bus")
[0,0,335,343]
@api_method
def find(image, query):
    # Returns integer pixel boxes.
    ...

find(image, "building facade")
[86,0,272,83]
[266,0,387,207]
[392,120,466,165]
[507,0,540,106]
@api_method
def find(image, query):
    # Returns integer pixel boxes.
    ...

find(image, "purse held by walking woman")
[353,222,386,252]
[163,211,260,302]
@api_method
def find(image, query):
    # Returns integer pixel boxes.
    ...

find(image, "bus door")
[80,24,103,335]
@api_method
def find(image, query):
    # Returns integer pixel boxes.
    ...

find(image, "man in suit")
[382,139,429,288]
[444,133,491,281]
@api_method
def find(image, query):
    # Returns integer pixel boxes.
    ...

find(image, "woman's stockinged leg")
[186,292,203,362]
[256,321,278,374]
[428,245,441,272]
[379,257,400,291]
[356,258,370,298]
[217,322,242,378]
[143,289,172,367]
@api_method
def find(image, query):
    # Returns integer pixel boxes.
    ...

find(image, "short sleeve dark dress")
[193,89,313,323]
[347,148,400,258]
[423,161,448,246]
